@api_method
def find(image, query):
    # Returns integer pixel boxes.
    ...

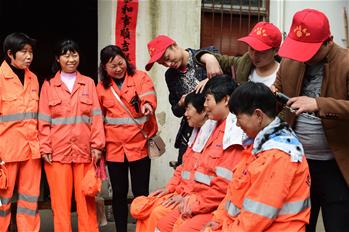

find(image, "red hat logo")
[149,47,156,57]
[254,27,267,37]
[293,25,310,38]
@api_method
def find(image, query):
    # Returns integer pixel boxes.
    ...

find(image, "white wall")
[137,0,202,192]
[270,0,349,47]
[98,0,202,192]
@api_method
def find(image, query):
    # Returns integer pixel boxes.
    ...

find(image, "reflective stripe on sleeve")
[104,116,148,125]
[279,197,311,215]
[194,171,213,186]
[243,198,278,219]
[139,91,156,98]
[0,112,38,123]
[215,167,233,181]
[225,200,241,217]
[181,171,190,180]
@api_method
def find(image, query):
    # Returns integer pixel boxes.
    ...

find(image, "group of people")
[0,34,157,232]
[131,8,349,232]
[0,7,348,232]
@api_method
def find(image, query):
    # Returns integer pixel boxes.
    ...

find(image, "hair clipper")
[275,92,290,105]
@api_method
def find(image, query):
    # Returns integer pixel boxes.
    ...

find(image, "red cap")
[145,35,176,71]
[238,22,282,51]
[278,9,331,62]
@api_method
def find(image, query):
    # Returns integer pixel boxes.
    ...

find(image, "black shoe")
[169,161,179,169]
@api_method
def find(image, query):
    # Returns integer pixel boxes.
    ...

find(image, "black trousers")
[306,159,349,232]
[107,156,151,232]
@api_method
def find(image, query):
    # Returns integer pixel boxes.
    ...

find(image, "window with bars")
[201,0,269,56]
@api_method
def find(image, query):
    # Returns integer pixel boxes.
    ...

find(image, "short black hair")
[203,74,237,102]
[50,39,80,77]
[3,32,36,63]
[229,82,277,118]
[184,92,205,113]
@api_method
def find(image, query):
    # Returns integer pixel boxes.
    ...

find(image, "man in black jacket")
[146,35,217,167]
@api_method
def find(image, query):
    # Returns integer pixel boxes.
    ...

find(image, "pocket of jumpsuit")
[102,100,115,109]
[48,98,65,118]
[1,95,18,115]
[204,146,223,175]
[79,97,93,115]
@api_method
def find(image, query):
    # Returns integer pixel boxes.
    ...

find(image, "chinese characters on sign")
[115,0,138,65]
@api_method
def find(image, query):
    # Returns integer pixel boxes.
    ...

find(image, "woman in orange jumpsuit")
[204,82,310,232]
[38,40,105,232]
[0,32,41,232]
[134,75,242,232]
[96,45,158,232]
[132,91,209,232]
[157,75,245,232]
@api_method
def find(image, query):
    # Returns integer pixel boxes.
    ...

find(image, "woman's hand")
[91,148,102,165]
[178,195,192,219]
[162,195,183,209]
[141,103,153,116]
[42,153,52,164]
[149,188,169,198]
[195,79,209,93]
[270,84,278,93]
[201,54,223,79]
[203,220,221,231]
[178,94,187,107]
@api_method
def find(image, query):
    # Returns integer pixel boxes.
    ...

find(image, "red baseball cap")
[238,22,282,51]
[145,35,176,71]
[278,9,331,62]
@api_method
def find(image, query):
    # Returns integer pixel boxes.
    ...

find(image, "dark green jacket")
[194,51,253,84]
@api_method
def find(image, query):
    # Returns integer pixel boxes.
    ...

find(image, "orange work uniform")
[134,130,201,232]
[157,118,245,232]
[137,120,242,231]
[38,72,105,232]
[0,61,41,232]
[208,148,310,232]
[96,70,157,162]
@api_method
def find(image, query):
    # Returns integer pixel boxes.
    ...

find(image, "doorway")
[0,0,98,85]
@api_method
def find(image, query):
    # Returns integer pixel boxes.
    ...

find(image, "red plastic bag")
[96,156,107,181]
[81,163,101,197]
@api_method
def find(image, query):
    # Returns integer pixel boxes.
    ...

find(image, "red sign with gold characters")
[115,0,138,65]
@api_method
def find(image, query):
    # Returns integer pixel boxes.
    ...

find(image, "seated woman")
[204,82,310,232]
[131,91,210,231]
[156,75,245,232]
[132,75,245,232]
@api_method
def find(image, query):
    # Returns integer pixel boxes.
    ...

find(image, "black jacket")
[165,46,218,148]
